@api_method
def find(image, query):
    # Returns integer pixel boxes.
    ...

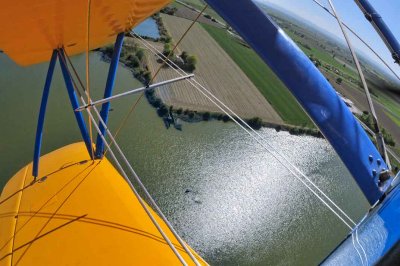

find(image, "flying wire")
[58,48,195,266]
[133,33,357,230]
[312,0,400,82]
[85,0,95,160]
[327,0,390,168]
[103,4,208,156]
[134,30,376,263]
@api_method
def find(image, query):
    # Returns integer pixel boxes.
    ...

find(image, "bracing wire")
[133,29,375,264]
[104,5,208,156]
[60,49,200,266]
[85,0,95,160]
[312,0,400,82]
[327,0,390,169]
[132,32,357,230]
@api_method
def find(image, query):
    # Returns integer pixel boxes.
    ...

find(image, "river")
[0,52,369,265]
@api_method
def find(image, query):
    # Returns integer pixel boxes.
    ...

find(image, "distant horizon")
[256,1,386,73]
[252,0,400,82]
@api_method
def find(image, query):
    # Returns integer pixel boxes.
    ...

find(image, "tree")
[180,51,188,61]
[163,43,173,57]
[136,49,145,60]
[143,71,152,83]
[152,98,162,108]
[222,115,230,122]
[186,55,198,72]
[247,117,263,130]
[157,105,168,117]
[336,77,343,84]
[202,112,211,121]
[127,55,140,68]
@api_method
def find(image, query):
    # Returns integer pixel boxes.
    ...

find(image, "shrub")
[157,105,168,117]
[202,112,211,121]
[180,51,188,61]
[136,49,145,60]
[143,71,152,83]
[185,55,197,72]
[163,43,173,57]
[152,98,162,108]
[247,117,262,130]
[127,55,140,68]
[222,115,230,122]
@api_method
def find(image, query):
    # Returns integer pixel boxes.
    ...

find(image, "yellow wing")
[0,0,170,66]
[0,143,207,265]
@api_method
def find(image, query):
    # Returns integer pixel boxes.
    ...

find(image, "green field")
[176,0,225,23]
[286,31,358,81]
[201,24,314,127]
[373,89,400,115]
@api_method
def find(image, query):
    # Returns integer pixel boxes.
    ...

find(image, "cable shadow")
[0,160,89,207]
[12,162,99,265]
[0,160,98,259]
[0,214,87,262]
[10,211,194,255]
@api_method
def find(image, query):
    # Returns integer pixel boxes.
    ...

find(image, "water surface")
[0,53,369,265]
[133,18,161,39]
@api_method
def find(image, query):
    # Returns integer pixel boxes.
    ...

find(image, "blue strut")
[32,50,58,178]
[204,0,391,204]
[58,49,93,158]
[95,32,124,158]
[355,0,400,64]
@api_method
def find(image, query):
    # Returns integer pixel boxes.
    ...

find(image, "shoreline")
[97,45,323,138]
[98,12,322,139]
[172,109,323,138]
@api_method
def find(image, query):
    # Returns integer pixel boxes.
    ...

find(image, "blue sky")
[253,0,400,79]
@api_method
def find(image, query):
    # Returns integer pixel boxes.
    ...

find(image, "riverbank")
[173,109,322,137]
[98,38,322,138]
[98,17,322,138]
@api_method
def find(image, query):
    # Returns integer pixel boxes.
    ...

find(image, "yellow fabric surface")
[0,0,170,65]
[0,142,207,265]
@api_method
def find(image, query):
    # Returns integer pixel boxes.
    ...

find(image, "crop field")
[201,24,314,127]
[172,4,223,28]
[176,0,225,23]
[285,30,359,81]
[144,14,283,124]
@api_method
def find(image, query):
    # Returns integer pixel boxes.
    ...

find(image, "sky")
[253,0,400,80]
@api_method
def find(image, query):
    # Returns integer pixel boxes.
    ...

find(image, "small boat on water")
[0,0,400,265]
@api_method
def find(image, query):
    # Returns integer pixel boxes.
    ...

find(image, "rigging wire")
[85,0,95,160]
[134,28,374,265]
[356,228,368,266]
[104,5,208,156]
[61,48,201,266]
[133,33,357,230]
[351,232,366,266]
[58,49,194,266]
[312,0,400,82]
[327,0,391,169]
